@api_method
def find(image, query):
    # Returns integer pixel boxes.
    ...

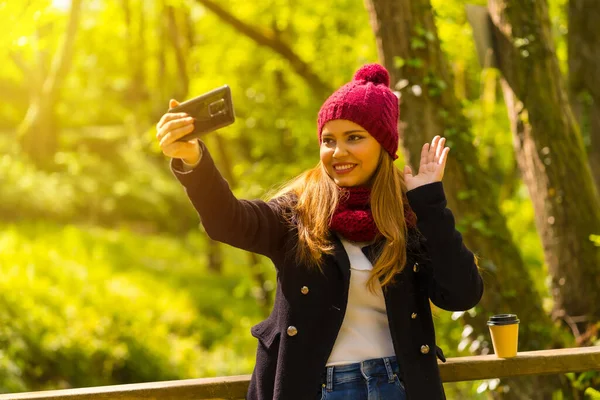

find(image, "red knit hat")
[317,63,399,160]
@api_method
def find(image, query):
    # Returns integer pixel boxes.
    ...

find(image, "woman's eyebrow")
[322,130,366,136]
[343,130,366,135]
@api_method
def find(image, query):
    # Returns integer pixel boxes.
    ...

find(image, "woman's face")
[320,119,383,187]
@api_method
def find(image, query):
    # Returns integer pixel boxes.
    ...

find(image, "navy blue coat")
[172,142,484,400]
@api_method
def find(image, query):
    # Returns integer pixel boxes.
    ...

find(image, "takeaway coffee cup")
[487,314,519,358]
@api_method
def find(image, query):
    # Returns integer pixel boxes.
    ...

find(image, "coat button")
[411,312,418,319]
[287,326,298,337]
[421,344,430,354]
[301,286,309,295]
[413,263,420,272]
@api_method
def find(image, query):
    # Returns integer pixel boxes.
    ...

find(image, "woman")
[156,63,483,400]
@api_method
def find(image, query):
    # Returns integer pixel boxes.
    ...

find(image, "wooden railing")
[1,347,598,399]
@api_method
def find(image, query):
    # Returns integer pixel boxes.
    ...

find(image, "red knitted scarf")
[329,186,417,242]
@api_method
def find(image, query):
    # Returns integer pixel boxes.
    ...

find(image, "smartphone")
[168,85,235,141]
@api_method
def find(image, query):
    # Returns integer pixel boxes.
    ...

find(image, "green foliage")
[0,222,271,392]
[501,184,549,303]
[565,371,600,398]
[0,133,197,233]
[586,387,600,399]
[589,234,600,247]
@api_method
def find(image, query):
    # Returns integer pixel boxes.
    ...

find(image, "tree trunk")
[568,0,600,193]
[206,238,223,274]
[165,5,190,101]
[17,0,83,169]
[364,0,569,397]
[152,0,169,120]
[121,0,148,105]
[488,0,600,344]
[272,20,296,162]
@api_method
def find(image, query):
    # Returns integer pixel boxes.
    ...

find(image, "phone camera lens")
[209,99,226,116]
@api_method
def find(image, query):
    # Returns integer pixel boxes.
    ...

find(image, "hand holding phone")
[168,85,236,142]
[156,106,201,165]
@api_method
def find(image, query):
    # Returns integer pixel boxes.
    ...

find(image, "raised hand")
[403,135,450,191]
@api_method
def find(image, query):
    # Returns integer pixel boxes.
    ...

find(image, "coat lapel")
[361,229,424,266]
[330,233,351,282]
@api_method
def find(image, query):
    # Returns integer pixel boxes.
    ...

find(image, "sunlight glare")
[51,0,71,11]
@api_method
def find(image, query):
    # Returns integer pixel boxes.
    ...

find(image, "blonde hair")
[268,152,411,292]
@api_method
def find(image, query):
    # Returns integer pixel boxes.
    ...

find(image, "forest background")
[1,0,599,398]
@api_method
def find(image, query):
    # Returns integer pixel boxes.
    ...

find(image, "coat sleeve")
[406,182,484,311]
[170,140,288,259]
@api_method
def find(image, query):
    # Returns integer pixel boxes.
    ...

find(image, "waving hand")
[403,135,450,191]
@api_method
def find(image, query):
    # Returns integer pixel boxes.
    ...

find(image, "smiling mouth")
[333,164,357,174]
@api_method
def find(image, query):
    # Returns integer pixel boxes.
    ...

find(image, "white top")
[326,237,395,366]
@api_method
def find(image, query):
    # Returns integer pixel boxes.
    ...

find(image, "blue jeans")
[317,356,407,400]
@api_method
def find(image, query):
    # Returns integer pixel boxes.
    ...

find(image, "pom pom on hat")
[353,63,390,87]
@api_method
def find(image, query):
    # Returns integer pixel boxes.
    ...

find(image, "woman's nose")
[332,144,348,158]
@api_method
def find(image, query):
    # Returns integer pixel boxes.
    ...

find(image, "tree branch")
[194,0,333,99]
[8,51,31,78]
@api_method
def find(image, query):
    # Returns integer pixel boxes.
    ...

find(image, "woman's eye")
[349,135,363,141]
[322,138,334,145]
